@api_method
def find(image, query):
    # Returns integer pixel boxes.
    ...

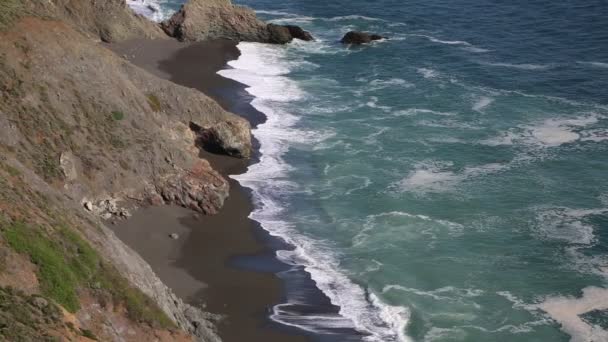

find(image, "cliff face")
[0,17,251,217]
[24,0,166,42]
[0,1,256,341]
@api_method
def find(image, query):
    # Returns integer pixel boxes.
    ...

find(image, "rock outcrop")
[155,160,229,215]
[341,31,386,44]
[0,17,251,216]
[161,0,313,44]
[191,120,252,158]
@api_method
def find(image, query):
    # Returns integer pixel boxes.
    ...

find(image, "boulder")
[84,201,94,211]
[285,25,315,41]
[60,151,79,182]
[266,24,315,44]
[156,160,229,215]
[340,31,385,45]
[266,24,293,44]
[31,297,48,309]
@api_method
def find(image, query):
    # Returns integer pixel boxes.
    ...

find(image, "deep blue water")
[131,1,608,341]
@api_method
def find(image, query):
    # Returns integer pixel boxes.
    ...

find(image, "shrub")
[146,94,162,112]
[110,111,125,121]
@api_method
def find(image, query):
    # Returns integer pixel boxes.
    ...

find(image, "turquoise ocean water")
[130,1,608,341]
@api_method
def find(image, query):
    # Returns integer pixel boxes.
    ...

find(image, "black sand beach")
[108,39,308,342]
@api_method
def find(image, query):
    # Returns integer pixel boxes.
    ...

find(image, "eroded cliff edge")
[0,0,283,341]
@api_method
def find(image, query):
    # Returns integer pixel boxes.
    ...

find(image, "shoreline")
[108,39,310,342]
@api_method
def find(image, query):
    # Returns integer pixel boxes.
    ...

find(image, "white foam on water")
[535,115,603,146]
[580,129,608,142]
[399,167,460,193]
[423,327,467,342]
[534,207,608,245]
[472,96,494,112]
[354,211,464,245]
[577,61,608,69]
[427,136,466,144]
[271,303,355,334]
[219,42,411,342]
[417,68,439,79]
[408,34,472,46]
[415,118,482,130]
[397,161,508,194]
[365,96,393,112]
[478,131,518,146]
[393,108,456,117]
[480,113,604,149]
[326,15,385,22]
[255,10,301,17]
[268,16,317,25]
[483,62,554,70]
[462,46,491,53]
[462,318,552,334]
[528,115,599,147]
[538,287,608,342]
[496,291,538,311]
[126,0,173,22]
[323,175,373,196]
[368,78,415,91]
[384,285,483,301]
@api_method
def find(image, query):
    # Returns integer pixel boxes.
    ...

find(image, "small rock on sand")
[169,233,179,240]
[84,201,93,211]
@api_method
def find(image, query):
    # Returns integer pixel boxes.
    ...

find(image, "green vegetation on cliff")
[1,217,174,329]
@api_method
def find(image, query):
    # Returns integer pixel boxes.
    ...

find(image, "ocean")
[130,1,608,341]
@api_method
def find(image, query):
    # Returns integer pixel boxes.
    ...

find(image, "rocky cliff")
[23,0,166,42]
[0,1,261,341]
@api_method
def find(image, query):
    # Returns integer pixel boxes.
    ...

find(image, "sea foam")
[397,161,507,194]
[538,287,608,342]
[126,0,172,22]
[219,41,411,342]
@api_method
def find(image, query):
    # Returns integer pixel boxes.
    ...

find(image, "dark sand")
[109,39,308,342]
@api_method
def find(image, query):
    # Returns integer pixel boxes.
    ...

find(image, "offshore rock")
[285,25,315,41]
[341,31,386,44]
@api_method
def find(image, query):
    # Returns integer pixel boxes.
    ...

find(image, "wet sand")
[108,39,308,342]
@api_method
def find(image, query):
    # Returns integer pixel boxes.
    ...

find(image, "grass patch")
[110,111,124,121]
[2,164,21,177]
[4,223,84,312]
[146,94,162,112]
[36,154,63,182]
[2,221,174,328]
[80,328,97,340]
[109,134,126,149]
[0,0,23,31]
